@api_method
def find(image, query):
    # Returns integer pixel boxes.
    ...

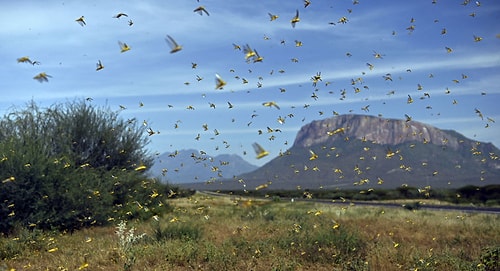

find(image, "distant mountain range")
[149,149,258,184]
[182,114,500,191]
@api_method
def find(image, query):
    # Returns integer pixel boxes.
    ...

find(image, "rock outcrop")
[293,114,462,150]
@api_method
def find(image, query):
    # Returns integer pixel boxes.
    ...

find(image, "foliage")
[480,246,500,271]
[454,185,500,205]
[222,184,500,206]
[115,220,147,270]
[2,194,498,270]
[0,100,171,234]
[152,221,203,242]
[0,228,47,260]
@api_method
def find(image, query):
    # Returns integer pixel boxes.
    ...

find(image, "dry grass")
[1,192,499,271]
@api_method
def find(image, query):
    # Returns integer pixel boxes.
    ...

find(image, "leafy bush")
[0,100,168,234]
[153,222,203,241]
[480,246,500,271]
[0,228,48,260]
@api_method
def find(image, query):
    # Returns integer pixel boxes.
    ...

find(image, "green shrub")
[480,246,500,271]
[0,227,49,260]
[153,222,203,242]
[0,100,167,234]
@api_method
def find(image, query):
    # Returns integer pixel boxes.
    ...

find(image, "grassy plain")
[1,192,499,271]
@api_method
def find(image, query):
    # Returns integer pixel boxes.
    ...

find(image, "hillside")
[186,114,500,190]
[149,149,258,184]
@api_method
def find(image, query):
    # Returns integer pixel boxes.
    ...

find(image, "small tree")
[0,100,160,234]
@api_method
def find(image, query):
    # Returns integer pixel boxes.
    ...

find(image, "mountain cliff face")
[201,114,500,191]
[294,114,462,150]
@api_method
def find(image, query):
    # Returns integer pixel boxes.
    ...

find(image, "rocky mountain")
[294,114,464,149]
[149,149,258,184]
[189,114,500,191]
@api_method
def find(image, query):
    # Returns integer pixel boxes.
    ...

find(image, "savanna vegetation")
[1,192,499,271]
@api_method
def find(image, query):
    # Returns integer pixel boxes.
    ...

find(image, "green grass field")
[1,192,499,271]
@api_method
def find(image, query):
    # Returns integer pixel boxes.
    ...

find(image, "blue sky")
[1,0,499,166]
